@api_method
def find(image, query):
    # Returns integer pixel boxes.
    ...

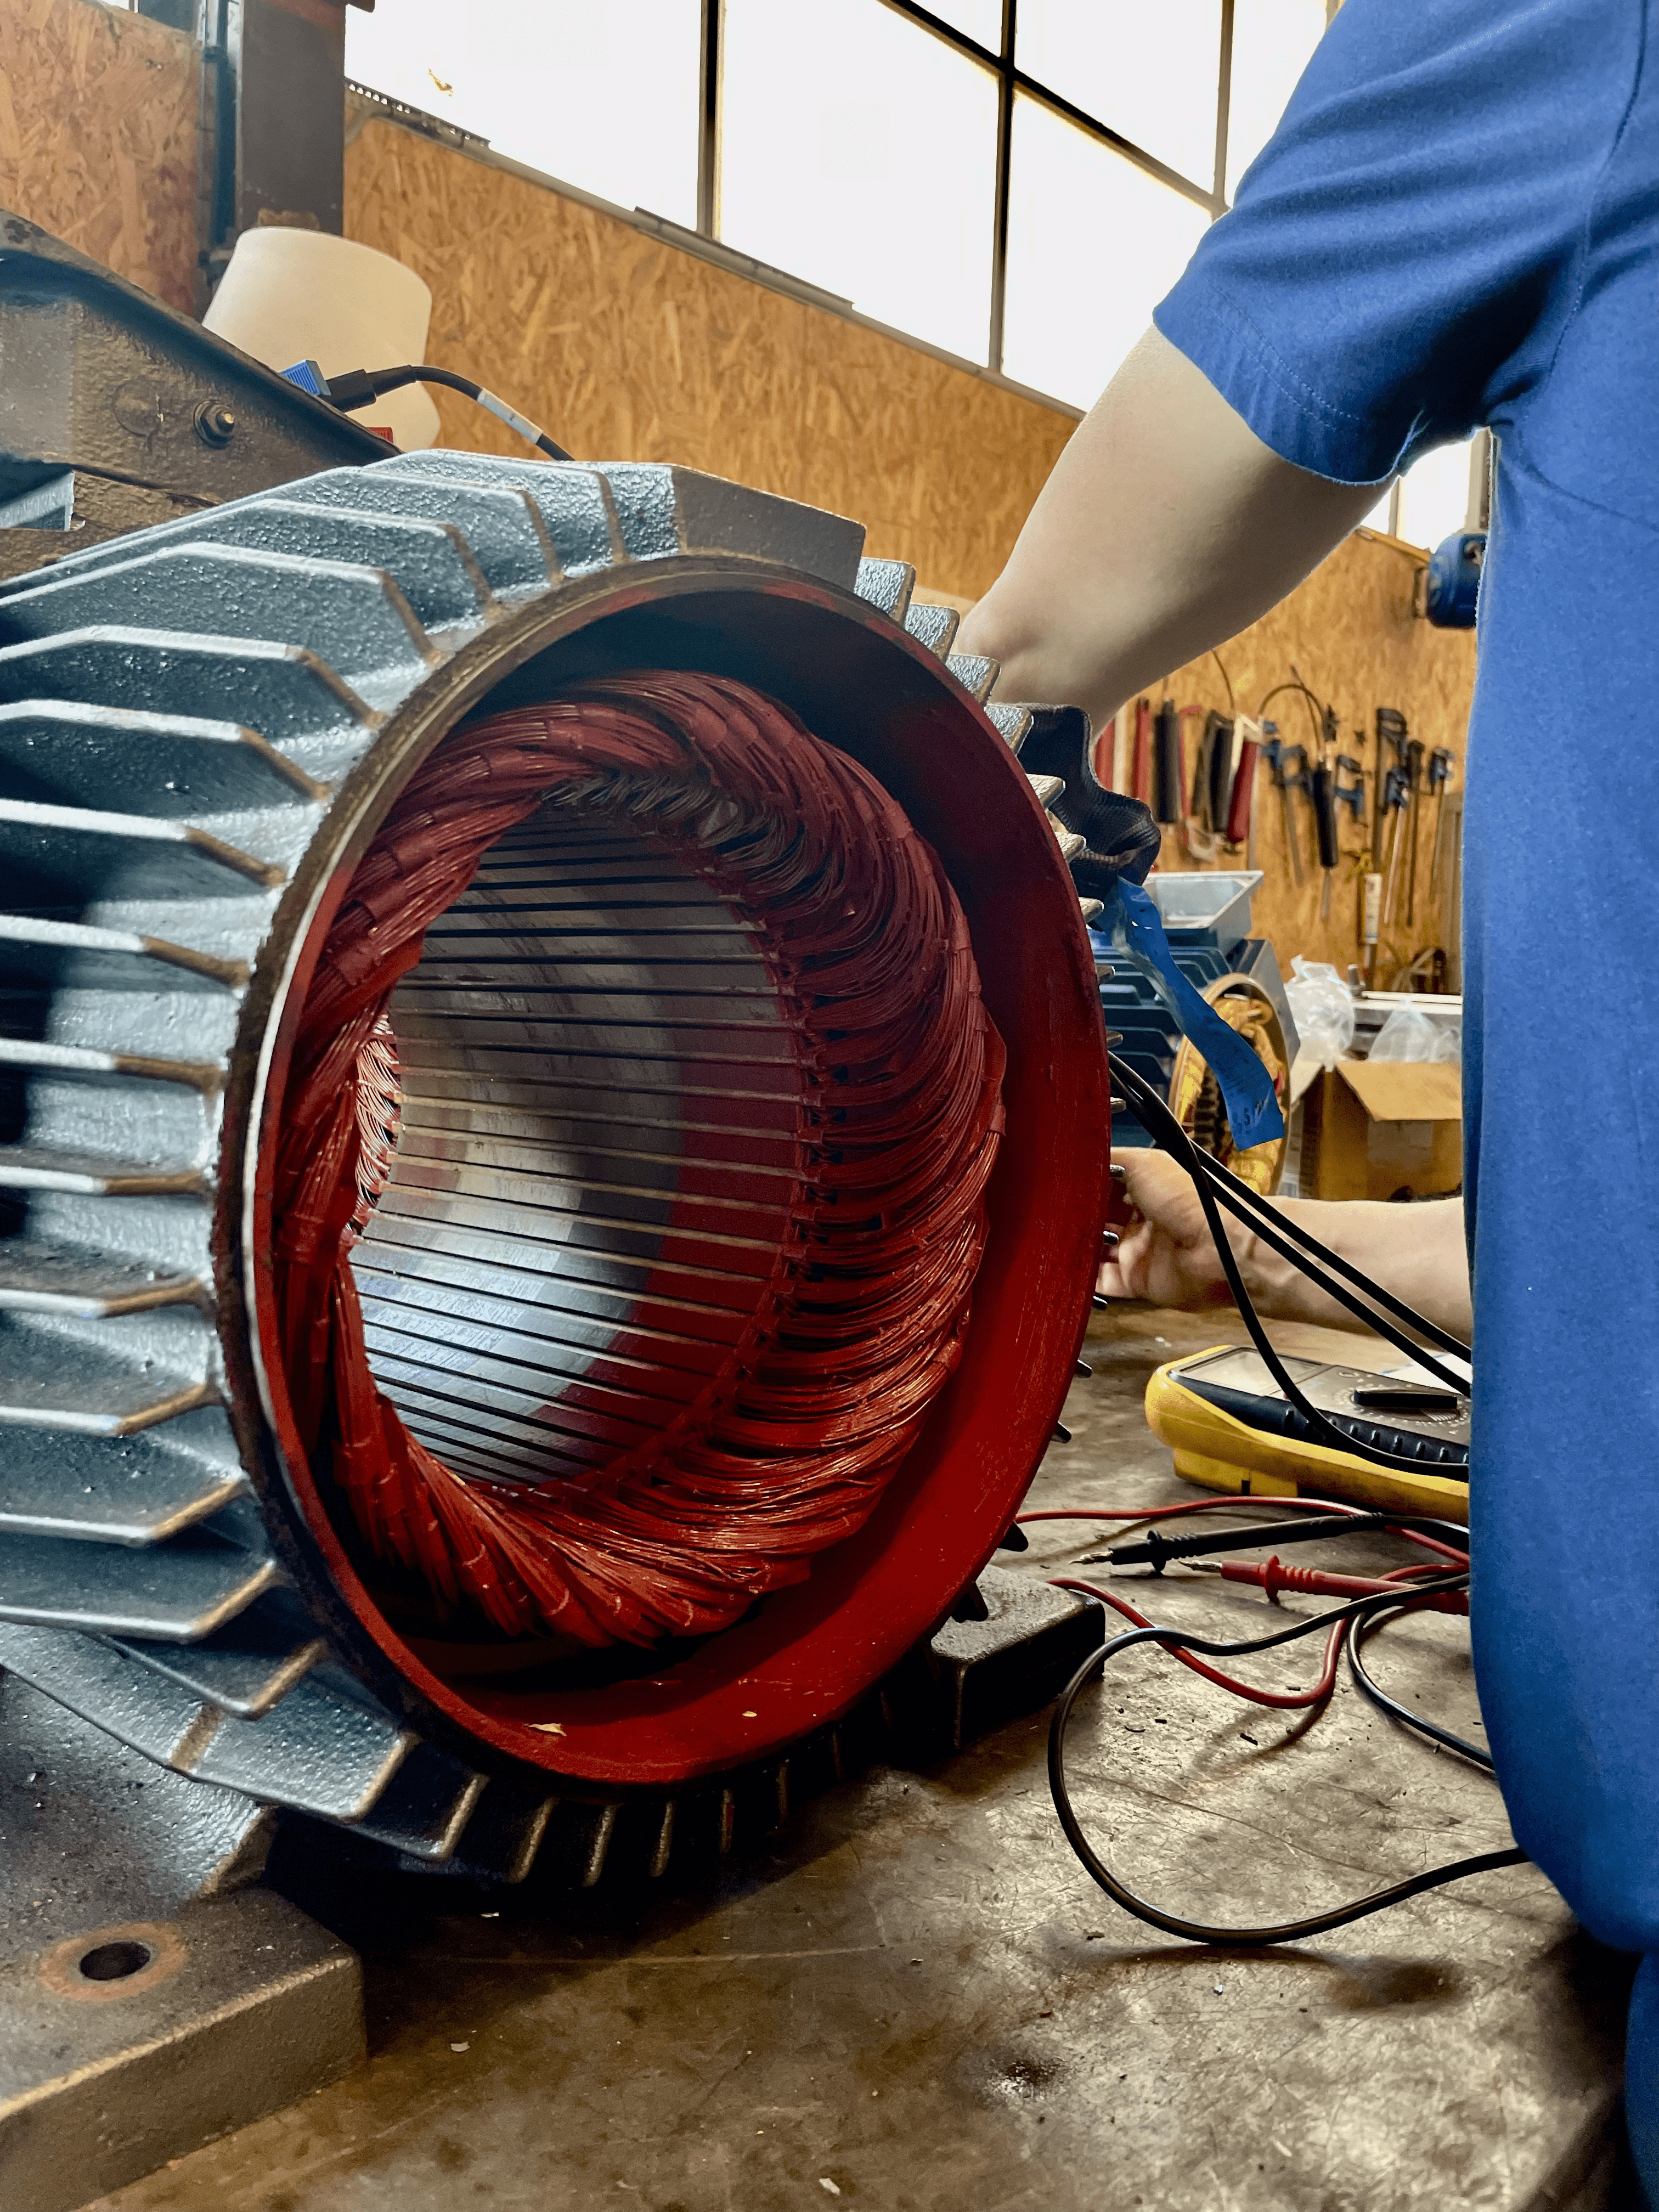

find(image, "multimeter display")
[1145,1346,1470,1522]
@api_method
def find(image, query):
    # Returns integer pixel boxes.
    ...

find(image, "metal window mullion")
[698,0,723,239]
[1214,0,1234,211]
[988,0,1016,373]
[1009,72,1219,214]
[878,0,1002,68]
[879,0,1221,212]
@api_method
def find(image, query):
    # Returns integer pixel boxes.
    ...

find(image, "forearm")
[1233,1195,1471,1342]
[957,329,1379,725]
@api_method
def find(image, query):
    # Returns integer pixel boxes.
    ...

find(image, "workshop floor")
[89,1306,1637,2212]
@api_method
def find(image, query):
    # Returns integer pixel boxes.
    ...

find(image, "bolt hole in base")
[249,578,1110,1787]
[39,1921,185,2002]
[77,1939,153,1982]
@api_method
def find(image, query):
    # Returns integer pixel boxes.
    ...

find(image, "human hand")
[1098,1149,1235,1309]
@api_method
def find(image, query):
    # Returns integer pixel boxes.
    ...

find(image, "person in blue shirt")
[959,0,1659,2191]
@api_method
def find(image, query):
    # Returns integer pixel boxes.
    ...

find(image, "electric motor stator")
[0,442,1111,1884]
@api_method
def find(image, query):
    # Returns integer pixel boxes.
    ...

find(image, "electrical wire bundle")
[271,670,1005,1651]
[1034,1494,1524,1943]
[318,363,574,461]
[1041,1050,1527,1942]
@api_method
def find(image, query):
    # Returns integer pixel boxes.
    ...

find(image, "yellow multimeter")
[1144,1345,1470,1524]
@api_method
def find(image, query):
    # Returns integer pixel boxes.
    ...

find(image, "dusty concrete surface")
[86,1305,1638,2212]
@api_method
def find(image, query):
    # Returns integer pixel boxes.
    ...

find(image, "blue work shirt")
[1156,0,1659,2155]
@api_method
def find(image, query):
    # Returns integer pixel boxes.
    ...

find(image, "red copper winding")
[270,672,1004,1651]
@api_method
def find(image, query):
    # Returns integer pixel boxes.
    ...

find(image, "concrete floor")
[90,1305,1638,2212]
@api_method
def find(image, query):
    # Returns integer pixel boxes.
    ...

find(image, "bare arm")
[957,328,1381,724]
[1102,1149,1471,1342]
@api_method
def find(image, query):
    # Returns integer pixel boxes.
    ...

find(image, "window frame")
[697,0,1234,374]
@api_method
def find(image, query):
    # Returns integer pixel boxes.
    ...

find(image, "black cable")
[322,364,574,462]
[1079,1013,1498,1941]
[1347,1607,1493,1770]
[1194,1178,1471,1393]
[1113,1056,1469,1379]
[1148,1067,1472,1360]
[1210,650,1235,714]
[1093,1509,1471,1570]
[1048,1585,1525,1946]
[1192,1173,1471,1386]
[1161,1152,1460,1474]
[1113,1064,1472,1448]
[1257,674,1327,746]
[1115,1056,1471,1368]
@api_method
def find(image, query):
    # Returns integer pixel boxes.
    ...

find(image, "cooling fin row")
[0,450,1098,1881]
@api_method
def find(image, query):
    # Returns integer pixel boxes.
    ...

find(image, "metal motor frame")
[0,428,1110,1877]
[0,209,1125,2212]
[246,548,1112,1790]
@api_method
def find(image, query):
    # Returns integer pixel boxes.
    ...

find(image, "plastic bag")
[1368,1004,1460,1063]
[1284,956,1354,1070]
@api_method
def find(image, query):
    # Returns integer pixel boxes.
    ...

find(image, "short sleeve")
[1154,0,1640,484]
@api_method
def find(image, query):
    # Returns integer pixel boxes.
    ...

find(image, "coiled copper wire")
[271,672,1004,1651]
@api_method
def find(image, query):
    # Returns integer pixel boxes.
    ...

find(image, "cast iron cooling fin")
[0,452,1109,1884]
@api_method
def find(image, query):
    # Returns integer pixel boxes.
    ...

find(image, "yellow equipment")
[1144,1344,1469,1523]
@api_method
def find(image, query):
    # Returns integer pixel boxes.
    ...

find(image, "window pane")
[1017,0,1222,192]
[1224,0,1327,201]
[346,0,702,230]
[1396,439,1476,551]
[1002,95,1209,408]
[926,0,1006,51]
[720,0,998,361]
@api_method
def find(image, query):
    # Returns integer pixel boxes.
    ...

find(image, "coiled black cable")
[321,364,574,461]
[1048,1583,1525,1945]
[1114,1054,1470,1367]
[1112,1057,1471,1463]
[1062,1045,1507,1940]
[1347,1607,1493,1769]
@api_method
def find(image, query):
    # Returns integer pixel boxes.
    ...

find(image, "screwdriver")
[1265,731,1308,887]
[1206,711,1235,837]
[1310,705,1348,917]
[1403,736,1426,925]
[1130,697,1153,806]
[1310,749,1339,918]
[1224,719,1261,851]
[1153,697,1184,824]
[1427,746,1456,895]
[1374,708,1409,928]
[1379,764,1411,928]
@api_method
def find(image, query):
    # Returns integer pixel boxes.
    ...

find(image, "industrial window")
[346,0,704,230]
[1015,0,1224,196]
[1395,437,1482,551]
[346,0,1333,415]
[718,0,999,363]
[1226,0,1329,197]
[1002,94,1210,408]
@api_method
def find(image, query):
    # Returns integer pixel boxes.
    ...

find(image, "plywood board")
[342,110,1471,988]
[1135,530,1475,985]
[1336,1059,1462,1122]
[343,116,1074,601]
[0,0,199,309]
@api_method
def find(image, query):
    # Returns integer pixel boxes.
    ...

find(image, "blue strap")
[1105,881,1285,1149]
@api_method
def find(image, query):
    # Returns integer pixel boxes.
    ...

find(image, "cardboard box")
[1300,1058,1462,1201]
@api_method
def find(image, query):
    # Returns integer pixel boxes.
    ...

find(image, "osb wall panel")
[343,116,1075,601]
[340,116,1475,983]
[1124,530,1476,985]
[0,0,199,309]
